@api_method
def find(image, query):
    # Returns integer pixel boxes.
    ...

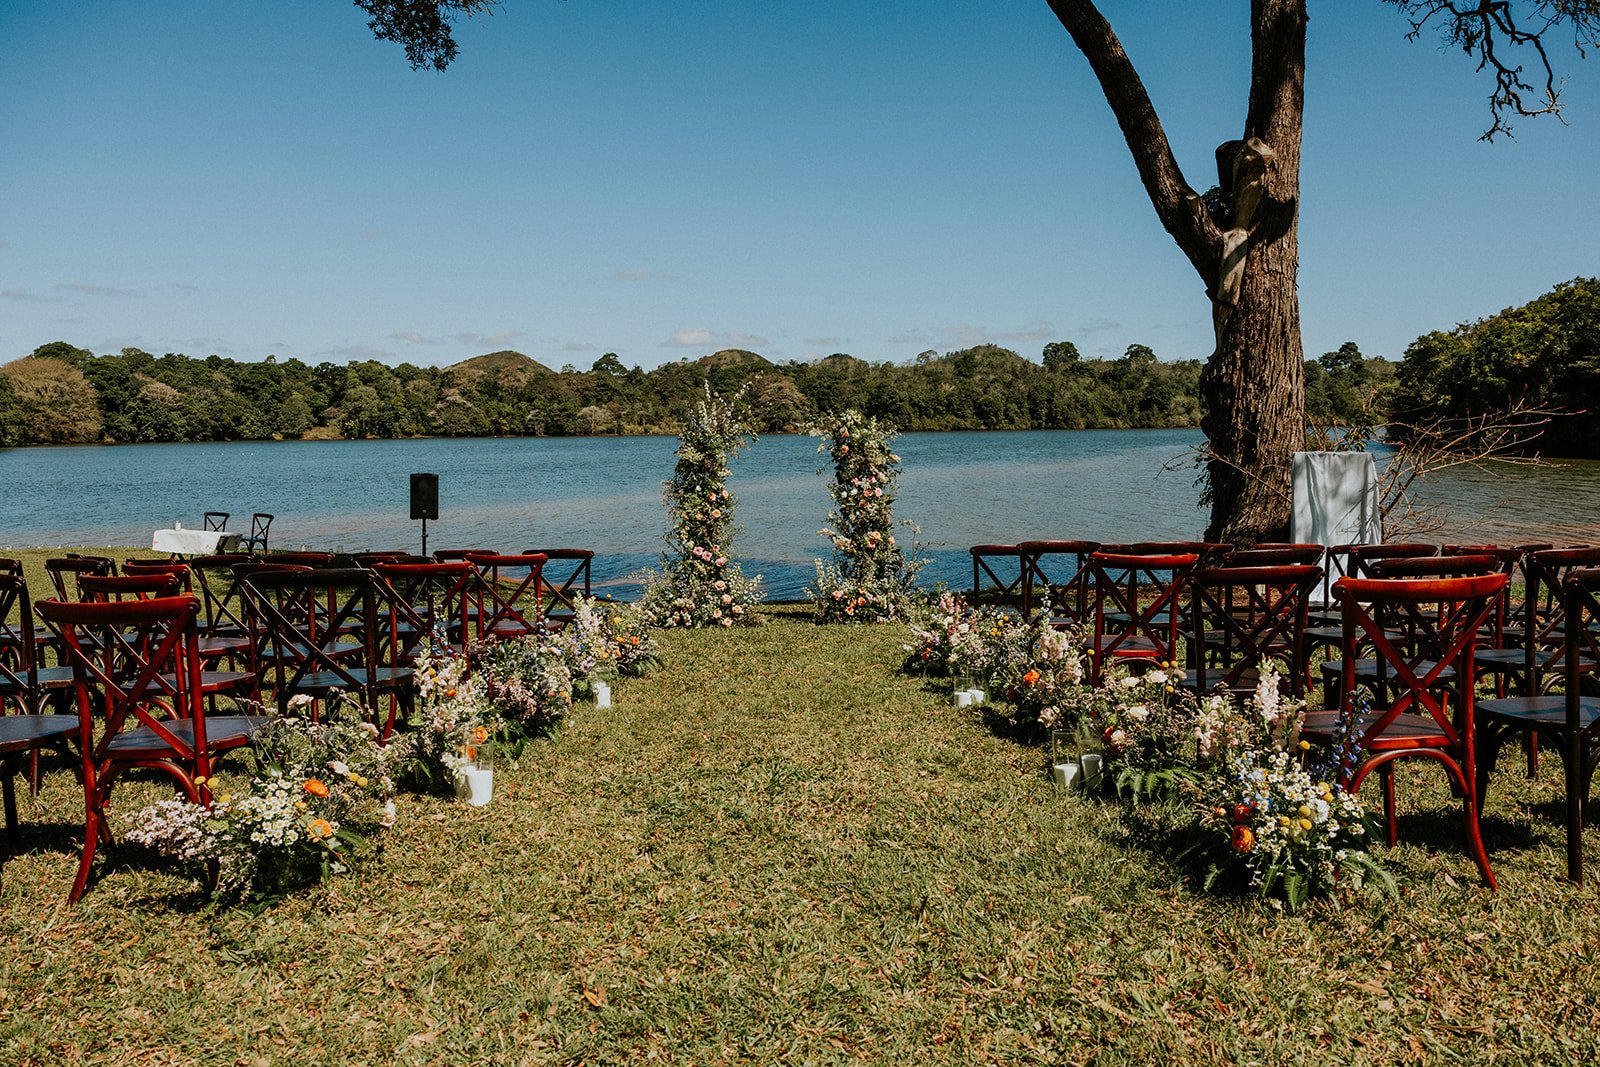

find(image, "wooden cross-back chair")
[0,577,82,859]
[1084,549,1200,685]
[968,544,1027,610]
[43,556,112,601]
[203,512,230,532]
[1475,569,1600,882]
[371,561,476,663]
[466,553,549,642]
[1183,562,1322,700]
[1302,572,1509,889]
[1016,540,1100,624]
[35,594,271,902]
[236,567,411,738]
[522,548,594,630]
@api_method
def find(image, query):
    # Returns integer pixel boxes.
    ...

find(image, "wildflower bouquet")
[555,596,661,692]
[809,410,926,623]
[126,703,395,902]
[1198,749,1383,909]
[1068,664,1207,800]
[403,638,501,791]
[989,616,1087,733]
[903,591,1010,677]
[472,633,573,739]
[641,383,764,628]
[596,597,661,677]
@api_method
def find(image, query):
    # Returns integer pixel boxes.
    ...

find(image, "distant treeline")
[1394,277,1600,457]
[0,337,1395,448]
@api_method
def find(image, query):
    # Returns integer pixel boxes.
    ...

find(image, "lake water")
[4,430,1598,600]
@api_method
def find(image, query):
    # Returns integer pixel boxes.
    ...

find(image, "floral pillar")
[810,410,923,623]
[643,384,764,627]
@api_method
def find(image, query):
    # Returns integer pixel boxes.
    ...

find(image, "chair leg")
[1463,788,1498,891]
[2,771,19,851]
[69,802,101,904]
[1526,732,1540,778]
[1381,764,1398,848]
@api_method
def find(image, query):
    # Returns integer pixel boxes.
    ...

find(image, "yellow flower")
[217,793,232,805]
[351,774,368,788]
[1298,818,1313,831]
[1298,740,1311,751]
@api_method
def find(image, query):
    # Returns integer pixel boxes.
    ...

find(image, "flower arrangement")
[904,591,1014,678]
[989,616,1086,732]
[472,633,574,739]
[809,410,925,623]
[641,383,764,628]
[556,596,662,691]
[1197,749,1382,909]
[404,637,501,791]
[126,702,396,902]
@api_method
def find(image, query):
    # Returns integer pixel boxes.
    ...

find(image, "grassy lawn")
[3,551,1600,1063]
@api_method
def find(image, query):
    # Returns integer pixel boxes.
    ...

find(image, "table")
[150,528,241,555]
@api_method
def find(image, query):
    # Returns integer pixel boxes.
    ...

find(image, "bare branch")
[1385,1,1600,139]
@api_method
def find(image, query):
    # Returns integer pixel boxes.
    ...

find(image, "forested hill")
[0,338,1384,448]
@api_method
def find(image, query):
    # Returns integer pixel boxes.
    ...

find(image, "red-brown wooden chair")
[0,575,82,860]
[237,567,412,738]
[1016,540,1100,624]
[371,561,476,662]
[1475,569,1600,882]
[1183,562,1322,700]
[1301,572,1509,889]
[1084,550,1200,684]
[968,544,1027,610]
[466,553,550,641]
[43,556,112,601]
[35,594,271,902]
[522,548,594,631]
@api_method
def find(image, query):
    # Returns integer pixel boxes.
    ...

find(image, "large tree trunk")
[1201,0,1307,542]
[1050,0,1308,544]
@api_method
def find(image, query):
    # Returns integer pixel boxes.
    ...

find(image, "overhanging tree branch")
[1045,0,1223,287]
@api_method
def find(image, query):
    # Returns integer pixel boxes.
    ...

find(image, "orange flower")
[1022,669,1041,685]
[302,778,330,798]
[472,725,489,744]
[307,818,334,840]
[630,636,640,646]
[1230,825,1255,853]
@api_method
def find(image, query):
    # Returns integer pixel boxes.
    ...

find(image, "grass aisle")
[4,596,1600,1063]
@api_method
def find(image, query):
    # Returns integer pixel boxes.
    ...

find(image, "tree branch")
[1385,0,1600,139]
[1046,0,1223,286]
[352,0,499,71]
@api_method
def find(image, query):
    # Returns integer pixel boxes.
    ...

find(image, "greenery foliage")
[1393,276,1600,456]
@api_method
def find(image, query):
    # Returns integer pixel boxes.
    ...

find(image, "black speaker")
[410,473,439,520]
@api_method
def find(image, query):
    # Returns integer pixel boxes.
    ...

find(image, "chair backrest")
[236,566,380,712]
[371,561,476,661]
[1369,554,1502,579]
[44,556,112,600]
[1518,547,1600,682]
[967,543,1026,608]
[1016,540,1100,621]
[250,513,273,537]
[1226,544,1326,568]
[465,553,549,641]
[0,575,45,710]
[432,548,490,563]
[35,594,216,789]
[0,558,24,576]
[522,547,594,622]
[1333,572,1509,758]
[1560,569,1600,880]
[184,553,253,635]
[1085,550,1200,682]
[203,512,230,531]
[264,551,334,567]
[1347,542,1437,578]
[1187,563,1322,696]
[76,573,184,602]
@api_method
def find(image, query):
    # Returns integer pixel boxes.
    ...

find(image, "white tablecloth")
[150,528,240,555]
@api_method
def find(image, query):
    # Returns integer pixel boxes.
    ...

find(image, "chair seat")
[104,714,272,756]
[0,666,77,694]
[0,714,82,752]
[197,634,253,658]
[1302,709,1451,748]
[283,667,413,694]
[1478,695,1600,729]
[1321,658,1458,685]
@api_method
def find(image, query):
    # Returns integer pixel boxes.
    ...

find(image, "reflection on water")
[4,431,1598,599]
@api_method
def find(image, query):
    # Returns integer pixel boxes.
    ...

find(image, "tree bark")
[1049,0,1308,543]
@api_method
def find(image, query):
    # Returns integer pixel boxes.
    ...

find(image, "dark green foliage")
[1393,277,1600,456]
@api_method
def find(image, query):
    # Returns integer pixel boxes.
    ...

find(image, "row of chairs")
[970,538,1600,887]
[0,546,596,901]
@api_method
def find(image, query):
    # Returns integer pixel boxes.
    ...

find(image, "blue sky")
[2,1,1594,371]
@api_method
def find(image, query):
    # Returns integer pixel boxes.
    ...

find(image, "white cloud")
[663,327,769,350]
[58,283,141,298]
[2,289,60,303]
